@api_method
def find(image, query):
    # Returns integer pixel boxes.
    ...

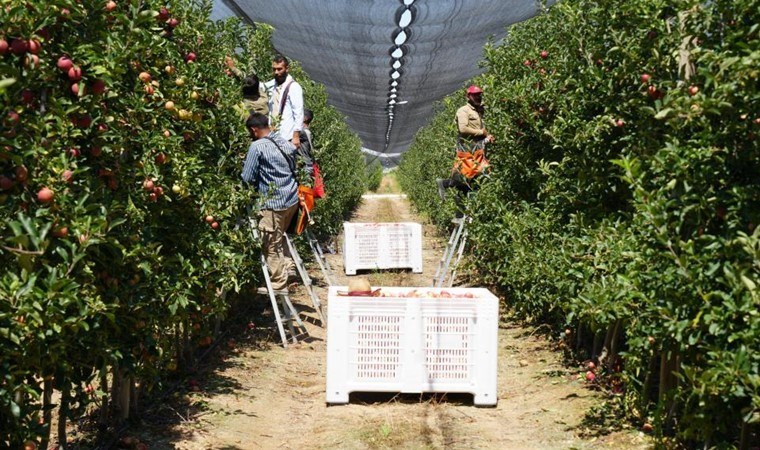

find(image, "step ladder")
[304,229,334,286]
[284,233,327,325]
[433,216,469,288]
[247,217,312,348]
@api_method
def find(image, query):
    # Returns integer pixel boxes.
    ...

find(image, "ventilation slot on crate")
[351,315,402,381]
[424,316,474,381]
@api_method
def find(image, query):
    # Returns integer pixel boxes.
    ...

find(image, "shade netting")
[216,0,555,158]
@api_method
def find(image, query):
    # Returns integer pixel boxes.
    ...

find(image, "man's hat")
[466,85,483,94]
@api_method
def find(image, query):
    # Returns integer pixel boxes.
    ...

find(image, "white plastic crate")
[342,222,423,275]
[326,286,498,406]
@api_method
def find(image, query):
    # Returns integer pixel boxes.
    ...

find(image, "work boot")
[436,178,447,201]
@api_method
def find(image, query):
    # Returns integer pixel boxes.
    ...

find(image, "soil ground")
[127,175,652,450]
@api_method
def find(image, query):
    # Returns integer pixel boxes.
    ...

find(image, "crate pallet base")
[326,287,498,406]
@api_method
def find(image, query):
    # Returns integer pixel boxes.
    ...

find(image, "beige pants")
[258,204,298,290]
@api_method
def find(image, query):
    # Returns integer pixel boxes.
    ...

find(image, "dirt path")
[135,176,650,449]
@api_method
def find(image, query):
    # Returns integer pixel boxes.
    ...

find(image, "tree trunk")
[591,330,603,359]
[57,380,70,450]
[640,353,657,409]
[40,378,53,450]
[130,378,139,417]
[99,369,109,427]
[118,371,131,421]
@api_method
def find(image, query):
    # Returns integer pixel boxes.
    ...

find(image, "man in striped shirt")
[242,113,299,292]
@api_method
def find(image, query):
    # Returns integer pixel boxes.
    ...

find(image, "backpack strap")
[279,80,293,116]
[264,136,297,181]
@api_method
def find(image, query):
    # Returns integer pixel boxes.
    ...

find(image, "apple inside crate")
[342,222,423,275]
[326,286,498,406]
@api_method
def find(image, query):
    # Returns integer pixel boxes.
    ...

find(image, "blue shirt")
[241,132,299,210]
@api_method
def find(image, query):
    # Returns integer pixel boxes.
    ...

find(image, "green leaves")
[400,0,759,445]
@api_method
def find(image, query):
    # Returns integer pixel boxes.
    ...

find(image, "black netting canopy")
[213,0,555,162]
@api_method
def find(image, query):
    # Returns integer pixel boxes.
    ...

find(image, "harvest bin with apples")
[326,285,499,406]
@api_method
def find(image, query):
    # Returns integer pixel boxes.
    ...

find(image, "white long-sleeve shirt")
[264,74,304,143]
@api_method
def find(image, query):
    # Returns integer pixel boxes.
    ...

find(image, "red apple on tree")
[138,71,151,83]
[15,165,29,182]
[20,90,35,105]
[0,176,14,191]
[105,1,117,11]
[688,85,699,96]
[5,111,20,127]
[157,7,170,22]
[91,79,106,95]
[205,215,214,223]
[184,52,196,63]
[0,39,9,55]
[640,73,650,83]
[27,39,41,54]
[57,56,73,71]
[211,221,219,229]
[540,50,548,59]
[23,54,39,68]
[10,38,28,55]
[37,187,54,203]
[68,66,83,81]
[166,18,180,28]
[143,179,154,191]
[62,170,74,183]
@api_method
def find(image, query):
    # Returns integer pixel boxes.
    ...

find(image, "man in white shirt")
[265,54,304,149]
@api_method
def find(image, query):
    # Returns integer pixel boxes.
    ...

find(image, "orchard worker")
[241,113,299,294]
[224,56,269,118]
[265,54,304,150]
[242,73,269,116]
[437,84,494,204]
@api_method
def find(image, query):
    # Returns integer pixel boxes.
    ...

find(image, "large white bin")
[342,222,423,275]
[326,286,498,406]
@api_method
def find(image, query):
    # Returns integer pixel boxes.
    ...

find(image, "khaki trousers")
[258,203,298,290]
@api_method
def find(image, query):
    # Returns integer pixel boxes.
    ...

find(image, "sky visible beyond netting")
[213,0,555,164]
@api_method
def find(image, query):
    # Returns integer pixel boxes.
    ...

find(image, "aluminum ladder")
[247,217,312,347]
[284,233,327,326]
[304,229,334,286]
[433,216,469,288]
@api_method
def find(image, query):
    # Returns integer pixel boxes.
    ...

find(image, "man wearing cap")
[436,85,494,204]
[456,85,494,149]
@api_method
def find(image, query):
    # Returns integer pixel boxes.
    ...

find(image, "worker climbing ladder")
[433,216,469,288]
[304,229,334,286]
[245,213,327,347]
[246,217,309,347]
